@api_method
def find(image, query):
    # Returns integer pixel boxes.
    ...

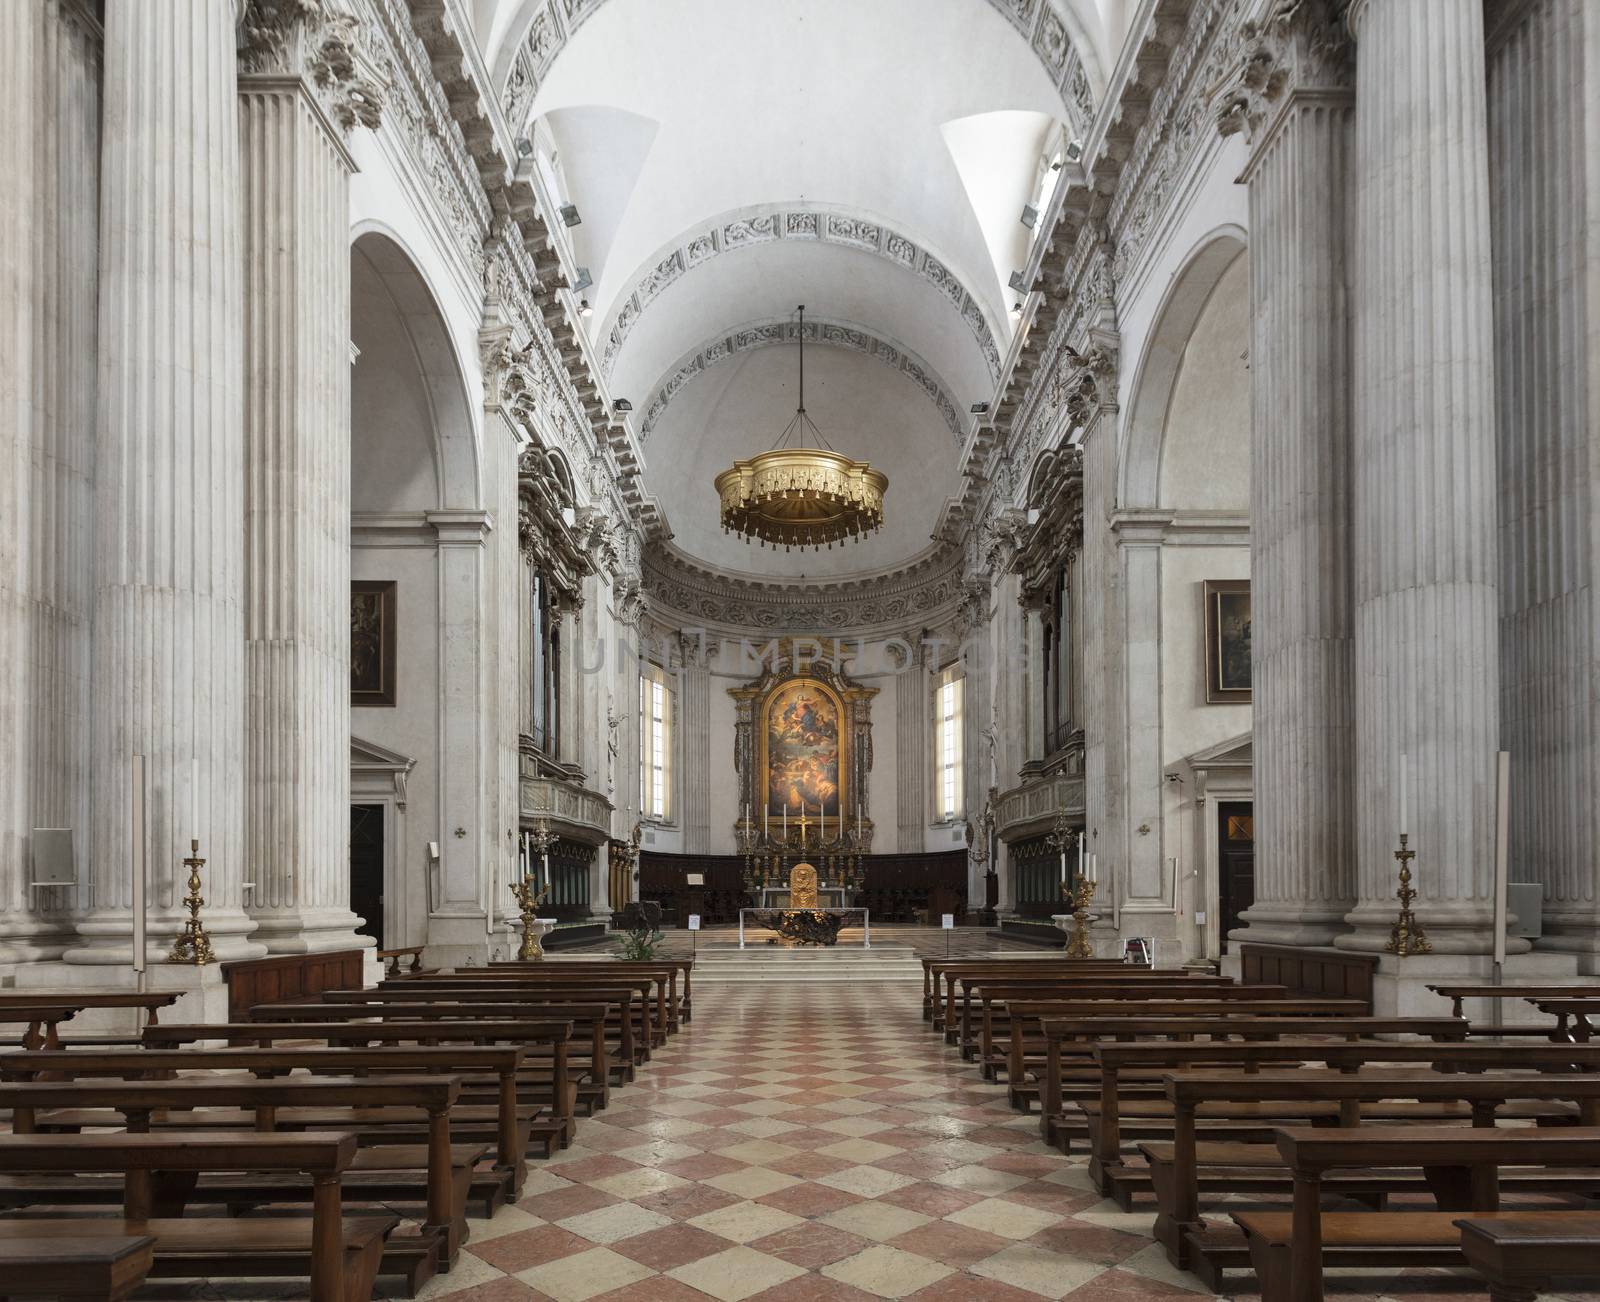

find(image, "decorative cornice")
[641,316,964,444]
[642,543,966,635]
[600,205,1004,384]
[500,0,1098,138]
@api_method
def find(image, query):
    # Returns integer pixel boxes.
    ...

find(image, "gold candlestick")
[1385,833,1432,956]
[1061,875,1096,959]
[509,874,551,959]
[168,838,217,965]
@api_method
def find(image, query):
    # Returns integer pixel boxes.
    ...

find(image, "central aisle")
[415,981,1199,1300]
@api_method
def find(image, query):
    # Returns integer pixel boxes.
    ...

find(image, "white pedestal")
[1369,951,1581,1021]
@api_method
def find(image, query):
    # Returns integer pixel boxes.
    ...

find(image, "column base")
[423,912,493,970]
[15,959,234,1029]
[1334,900,1533,956]
[246,907,376,956]
[1227,903,1354,948]
[63,907,267,965]
[1536,917,1600,974]
[1365,950,1581,1020]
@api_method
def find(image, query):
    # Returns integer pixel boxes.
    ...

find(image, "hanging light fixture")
[714,306,888,551]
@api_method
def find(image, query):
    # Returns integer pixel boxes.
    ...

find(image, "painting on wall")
[763,680,842,816]
[1204,579,1251,704]
[351,580,397,707]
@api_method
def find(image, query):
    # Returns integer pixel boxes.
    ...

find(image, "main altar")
[739,861,870,947]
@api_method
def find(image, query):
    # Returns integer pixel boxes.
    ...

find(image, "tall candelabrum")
[1384,833,1432,957]
[740,810,865,896]
[1060,875,1096,959]
[168,838,217,965]
[512,818,557,960]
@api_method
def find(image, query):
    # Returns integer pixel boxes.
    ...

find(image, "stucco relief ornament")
[981,509,1029,575]
[1215,0,1351,142]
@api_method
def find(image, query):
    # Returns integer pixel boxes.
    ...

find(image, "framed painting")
[1203,579,1251,704]
[351,580,397,707]
[761,679,844,821]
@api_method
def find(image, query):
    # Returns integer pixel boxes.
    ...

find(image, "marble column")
[73,0,263,962]
[1218,4,1358,945]
[1340,0,1514,954]
[1488,0,1600,964]
[238,5,375,952]
[895,635,927,851]
[0,0,98,965]
[678,634,711,854]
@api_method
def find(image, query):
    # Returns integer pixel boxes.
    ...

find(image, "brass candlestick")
[168,838,217,965]
[509,874,552,959]
[1061,876,1096,959]
[1385,833,1432,956]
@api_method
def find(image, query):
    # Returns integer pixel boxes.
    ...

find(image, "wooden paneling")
[220,950,366,1021]
[1240,943,1375,1012]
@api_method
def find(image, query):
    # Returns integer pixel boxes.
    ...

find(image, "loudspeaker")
[1507,882,1542,940]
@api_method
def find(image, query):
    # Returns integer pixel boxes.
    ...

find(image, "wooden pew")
[0,1076,473,1279]
[0,1006,83,1051]
[921,958,1137,1024]
[142,1020,575,1152]
[495,959,694,1031]
[0,1233,155,1301]
[317,991,616,1110]
[1455,1212,1600,1301]
[0,1130,392,1302]
[0,1045,532,1186]
[1428,983,1600,1018]
[376,946,429,977]
[1233,1126,1600,1302]
[467,965,677,1043]
[0,992,180,1049]
[1531,996,1600,1040]
[1154,1066,1600,1281]
[929,961,1179,1039]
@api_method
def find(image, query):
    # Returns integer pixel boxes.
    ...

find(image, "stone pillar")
[0,0,98,966]
[1021,604,1044,765]
[237,3,378,953]
[74,0,263,962]
[1217,3,1358,946]
[895,634,927,851]
[678,632,711,853]
[1340,0,1514,954]
[1488,0,1600,967]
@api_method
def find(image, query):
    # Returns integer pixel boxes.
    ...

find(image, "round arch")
[350,227,482,511]
[1119,226,1248,510]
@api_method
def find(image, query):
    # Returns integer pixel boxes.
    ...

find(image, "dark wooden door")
[350,804,385,949]
[1217,801,1254,954]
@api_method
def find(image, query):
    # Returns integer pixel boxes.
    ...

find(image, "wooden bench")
[1531,996,1600,1040]
[0,1044,534,1187]
[0,1130,393,1301]
[1233,1125,1600,1301]
[0,1075,476,1281]
[376,946,429,977]
[142,1020,575,1152]
[0,992,180,1050]
[0,1233,155,1301]
[1455,1212,1600,1301]
[1151,1067,1600,1280]
[462,966,677,1044]
[1428,983,1600,1018]
[928,961,1184,1038]
[921,958,1137,1025]
[491,959,692,1031]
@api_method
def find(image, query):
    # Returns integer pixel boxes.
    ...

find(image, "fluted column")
[1080,402,1124,918]
[895,635,927,851]
[0,1,98,964]
[1488,0,1600,962]
[238,4,377,952]
[1340,0,1514,953]
[1218,5,1357,945]
[679,634,711,853]
[74,0,263,961]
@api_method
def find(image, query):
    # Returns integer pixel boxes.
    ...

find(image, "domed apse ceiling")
[492,0,1107,582]
[647,334,962,578]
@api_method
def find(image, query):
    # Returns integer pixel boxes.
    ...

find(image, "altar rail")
[640,850,968,927]
[1239,943,1376,1012]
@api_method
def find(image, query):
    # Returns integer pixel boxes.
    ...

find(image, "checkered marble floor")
[359,980,1589,1302]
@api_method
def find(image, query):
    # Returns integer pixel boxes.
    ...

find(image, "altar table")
[738,908,871,949]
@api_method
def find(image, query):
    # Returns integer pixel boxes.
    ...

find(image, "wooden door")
[1216,801,1254,954]
[349,804,385,949]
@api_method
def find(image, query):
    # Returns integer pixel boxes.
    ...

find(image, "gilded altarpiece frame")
[729,642,878,851]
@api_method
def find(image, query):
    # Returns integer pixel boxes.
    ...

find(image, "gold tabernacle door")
[788,862,819,909]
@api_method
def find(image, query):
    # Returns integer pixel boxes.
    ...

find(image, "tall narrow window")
[640,665,672,821]
[933,665,965,822]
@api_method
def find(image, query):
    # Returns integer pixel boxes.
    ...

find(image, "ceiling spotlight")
[1007,269,1028,293]
[970,401,990,415]
[559,203,582,227]
[614,398,633,413]
[578,298,593,318]
[1063,137,1084,164]
[571,266,594,292]
[1020,204,1039,230]
[515,135,534,159]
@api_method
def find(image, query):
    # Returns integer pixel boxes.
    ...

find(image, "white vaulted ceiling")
[474,0,1113,577]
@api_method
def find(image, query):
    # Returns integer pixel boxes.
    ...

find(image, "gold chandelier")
[714,306,888,551]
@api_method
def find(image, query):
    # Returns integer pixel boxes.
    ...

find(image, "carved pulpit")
[788,862,819,909]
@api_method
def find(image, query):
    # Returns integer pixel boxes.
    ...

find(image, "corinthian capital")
[1215,0,1351,143]
[239,0,383,132]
